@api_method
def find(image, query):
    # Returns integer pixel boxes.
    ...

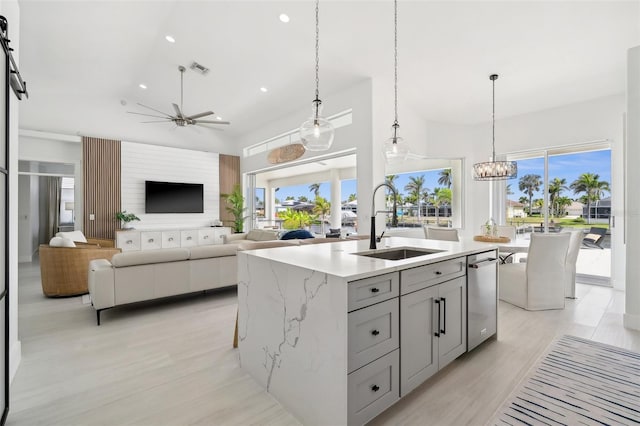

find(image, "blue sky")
[258,150,611,204]
[511,150,611,201]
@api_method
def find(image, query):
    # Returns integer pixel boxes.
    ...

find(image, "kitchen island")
[237,237,497,425]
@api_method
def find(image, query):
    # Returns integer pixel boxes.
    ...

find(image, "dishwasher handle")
[468,258,498,269]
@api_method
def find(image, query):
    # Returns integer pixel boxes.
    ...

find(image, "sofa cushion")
[111,248,190,267]
[56,230,88,243]
[189,244,238,260]
[246,229,280,241]
[49,236,76,247]
[238,240,300,251]
[280,229,314,240]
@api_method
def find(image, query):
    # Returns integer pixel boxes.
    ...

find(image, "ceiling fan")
[129,65,230,128]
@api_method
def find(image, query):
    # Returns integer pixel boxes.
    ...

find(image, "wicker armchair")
[39,244,121,297]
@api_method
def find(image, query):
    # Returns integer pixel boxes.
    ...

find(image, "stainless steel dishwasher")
[467,251,498,351]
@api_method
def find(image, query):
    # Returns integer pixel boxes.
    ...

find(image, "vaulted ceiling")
[17,1,640,148]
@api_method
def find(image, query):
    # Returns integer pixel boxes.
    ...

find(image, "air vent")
[190,61,210,75]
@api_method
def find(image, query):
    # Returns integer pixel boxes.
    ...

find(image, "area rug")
[489,335,640,425]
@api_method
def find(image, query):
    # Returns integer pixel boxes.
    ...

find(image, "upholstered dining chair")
[499,232,571,310]
[423,226,459,241]
[495,225,516,241]
[563,230,583,299]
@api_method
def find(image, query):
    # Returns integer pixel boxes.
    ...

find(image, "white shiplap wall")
[121,142,219,229]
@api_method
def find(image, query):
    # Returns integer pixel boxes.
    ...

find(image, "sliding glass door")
[506,144,613,285]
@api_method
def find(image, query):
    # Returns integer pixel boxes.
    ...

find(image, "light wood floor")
[8,260,640,426]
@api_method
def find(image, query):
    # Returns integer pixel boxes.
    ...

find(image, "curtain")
[46,176,61,241]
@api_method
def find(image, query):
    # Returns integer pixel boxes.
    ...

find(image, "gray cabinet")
[400,270,466,396]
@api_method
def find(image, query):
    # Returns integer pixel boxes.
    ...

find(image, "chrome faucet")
[370,182,399,249]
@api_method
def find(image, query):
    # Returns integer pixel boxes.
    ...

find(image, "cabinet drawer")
[180,230,198,247]
[401,257,465,295]
[116,231,140,252]
[348,272,399,312]
[161,231,180,248]
[198,229,216,246]
[140,231,162,250]
[348,349,400,426]
[348,298,399,373]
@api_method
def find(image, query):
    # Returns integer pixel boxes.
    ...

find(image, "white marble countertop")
[240,236,497,281]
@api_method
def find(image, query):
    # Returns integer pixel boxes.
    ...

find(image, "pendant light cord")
[180,67,184,114]
[393,0,398,126]
[314,0,320,103]
[492,75,496,162]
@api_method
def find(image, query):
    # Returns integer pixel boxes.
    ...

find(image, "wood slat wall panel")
[82,137,121,240]
[218,155,240,228]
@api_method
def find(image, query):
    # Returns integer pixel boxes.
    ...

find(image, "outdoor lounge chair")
[582,227,607,249]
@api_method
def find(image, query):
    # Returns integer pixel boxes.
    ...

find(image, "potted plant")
[221,184,247,233]
[115,211,140,230]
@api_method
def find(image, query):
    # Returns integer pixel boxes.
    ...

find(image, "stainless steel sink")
[354,247,445,261]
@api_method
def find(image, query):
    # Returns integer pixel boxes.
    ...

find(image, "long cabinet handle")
[468,258,498,269]
[441,297,446,335]
[434,299,441,337]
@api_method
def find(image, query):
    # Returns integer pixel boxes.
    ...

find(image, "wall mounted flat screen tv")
[145,181,204,213]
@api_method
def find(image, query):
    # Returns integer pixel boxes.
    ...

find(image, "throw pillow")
[584,233,602,241]
[49,237,76,247]
[280,229,314,240]
[55,230,88,243]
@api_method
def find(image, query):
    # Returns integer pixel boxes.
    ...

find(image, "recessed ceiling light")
[139,83,147,89]
[279,14,290,23]
[260,87,268,93]
[165,35,176,43]
[216,116,223,120]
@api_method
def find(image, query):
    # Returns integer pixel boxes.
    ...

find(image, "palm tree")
[385,175,399,208]
[430,187,452,225]
[505,184,513,196]
[437,169,452,189]
[297,195,309,202]
[548,177,568,217]
[313,197,331,235]
[518,174,542,215]
[555,196,572,216]
[309,183,321,198]
[404,175,428,221]
[570,173,610,224]
[347,193,357,202]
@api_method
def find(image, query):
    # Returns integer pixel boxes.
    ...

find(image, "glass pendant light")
[383,0,409,163]
[299,0,334,151]
[472,74,517,180]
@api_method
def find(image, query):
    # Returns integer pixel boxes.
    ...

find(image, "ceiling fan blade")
[172,103,184,118]
[186,111,214,120]
[127,111,172,119]
[140,120,175,123]
[194,120,231,125]
[136,103,174,118]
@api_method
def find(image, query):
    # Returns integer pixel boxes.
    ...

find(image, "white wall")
[121,141,219,229]
[625,45,640,330]
[17,175,31,262]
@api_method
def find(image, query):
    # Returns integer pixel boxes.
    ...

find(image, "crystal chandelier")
[382,0,409,163]
[299,0,335,151]
[473,74,517,181]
